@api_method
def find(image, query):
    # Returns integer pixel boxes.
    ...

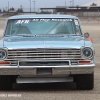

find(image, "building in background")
[1,0,100,17]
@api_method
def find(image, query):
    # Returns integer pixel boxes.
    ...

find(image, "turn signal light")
[0,61,10,65]
[78,60,91,64]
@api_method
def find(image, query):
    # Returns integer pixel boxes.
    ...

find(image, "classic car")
[0,14,95,90]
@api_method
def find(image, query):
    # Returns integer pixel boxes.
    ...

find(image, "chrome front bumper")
[0,64,95,75]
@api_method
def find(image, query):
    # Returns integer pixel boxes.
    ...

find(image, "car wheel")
[76,73,94,90]
[0,76,13,90]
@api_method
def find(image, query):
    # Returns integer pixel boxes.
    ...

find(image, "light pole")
[33,1,36,12]
[8,1,9,12]
[70,1,72,6]
[73,0,74,6]
[65,1,66,6]
[29,0,31,12]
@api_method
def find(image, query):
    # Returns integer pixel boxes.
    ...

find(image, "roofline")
[40,6,100,9]
[8,14,78,20]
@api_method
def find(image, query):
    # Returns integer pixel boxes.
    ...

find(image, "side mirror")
[84,32,93,43]
[84,32,90,38]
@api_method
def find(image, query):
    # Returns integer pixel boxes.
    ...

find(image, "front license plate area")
[37,68,52,75]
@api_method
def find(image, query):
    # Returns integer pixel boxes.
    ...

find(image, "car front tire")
[76,73,94,90]
[0,76,13,90]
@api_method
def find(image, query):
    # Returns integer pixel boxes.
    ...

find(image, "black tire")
[76,73,94,90]
[0,76,13,90]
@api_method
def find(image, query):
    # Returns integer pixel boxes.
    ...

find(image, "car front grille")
[6,48,82,61]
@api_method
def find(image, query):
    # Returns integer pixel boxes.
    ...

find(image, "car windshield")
[5,18,81,36]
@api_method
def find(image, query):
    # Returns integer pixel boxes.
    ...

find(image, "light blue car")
[0,14,95,90]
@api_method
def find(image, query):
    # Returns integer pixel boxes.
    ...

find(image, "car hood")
[3,35,86,49]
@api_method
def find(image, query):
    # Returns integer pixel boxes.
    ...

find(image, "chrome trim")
[7,48,82,60]
[81,47,95,60]
[18,65,70,68]
[0,64,95,69]
[0,66,18,68]
[18,63,95,68]
[0,48,8,60]
[0,64,95,75]
[5,58,82,60]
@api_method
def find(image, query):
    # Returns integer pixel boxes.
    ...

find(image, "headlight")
[0,49,7,59]
[82,47,93,59]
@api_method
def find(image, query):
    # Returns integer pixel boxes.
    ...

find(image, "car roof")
[8,14,78,19]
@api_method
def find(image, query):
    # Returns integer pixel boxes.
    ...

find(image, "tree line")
[0,7,23,13]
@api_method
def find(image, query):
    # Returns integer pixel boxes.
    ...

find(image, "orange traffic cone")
[89,37,94,43]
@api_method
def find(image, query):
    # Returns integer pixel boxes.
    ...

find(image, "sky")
[0,0,94,11]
